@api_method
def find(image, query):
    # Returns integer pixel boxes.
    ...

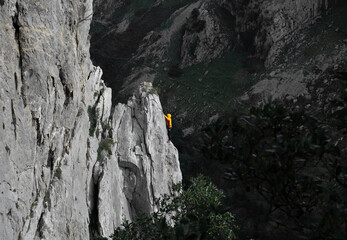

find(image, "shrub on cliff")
[110,176,237,240]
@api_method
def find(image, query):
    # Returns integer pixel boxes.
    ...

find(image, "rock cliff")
[216,0,338,65]
[91,0,338,96]
[88,0,342,137]
[0,1,181,239]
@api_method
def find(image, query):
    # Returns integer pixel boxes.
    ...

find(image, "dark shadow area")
[90,1,192,103]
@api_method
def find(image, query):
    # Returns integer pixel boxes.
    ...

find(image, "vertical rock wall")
[0,1,181,239]
[95,83,181,237]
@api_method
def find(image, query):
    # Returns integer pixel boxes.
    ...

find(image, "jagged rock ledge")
[90,81,181,237]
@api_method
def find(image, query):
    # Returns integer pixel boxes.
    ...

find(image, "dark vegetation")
[88,106,97,136]
[93,90,346,239]
[97,138,114,162]
[201,100,346,239]
[185,8,206,33]
[194,69,347,239]
[91,0,196,101]
[168,64,184,78]
[96,176,237,240]
[95,72,346,239]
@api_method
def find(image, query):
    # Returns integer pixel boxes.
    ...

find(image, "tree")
[202,100,347,239]
[109,176,237,240]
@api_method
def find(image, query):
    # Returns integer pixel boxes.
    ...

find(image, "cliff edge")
[0,1,181,239]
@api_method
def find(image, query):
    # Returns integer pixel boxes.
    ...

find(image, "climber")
[164,114,172,141]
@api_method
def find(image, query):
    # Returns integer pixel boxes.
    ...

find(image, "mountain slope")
[90,0,343,132]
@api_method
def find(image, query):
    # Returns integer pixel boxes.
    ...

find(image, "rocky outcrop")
[241,16,347,104]
[0,1,181,239]
[88,0,342,139]
[133,0,233,68]
[180,2,232,67]
[92,0,338,99]
[93,83,181,237]
[216,0,338,65]
[120,0,233,94]
[119,1,205,94]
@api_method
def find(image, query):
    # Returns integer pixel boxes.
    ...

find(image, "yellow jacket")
[164,114,172,129]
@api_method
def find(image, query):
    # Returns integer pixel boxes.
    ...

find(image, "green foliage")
[201,100,347,239]
[110,176,237,240]
[77,107,83,117]
[97,138,114,162]
[101,121,112,132]
[88,106,98,136]
[148,86,161,95]
[30,201,38,218]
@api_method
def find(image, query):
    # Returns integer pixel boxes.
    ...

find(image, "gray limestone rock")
[0,1,182,239]
[96,83,181,237]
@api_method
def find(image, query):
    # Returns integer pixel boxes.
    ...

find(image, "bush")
[88,106,98,136]
[201,100,347,239]
[110,176,237,240]
[97,138,114,162]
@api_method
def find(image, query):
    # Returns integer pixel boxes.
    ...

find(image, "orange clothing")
[164,114,172,129]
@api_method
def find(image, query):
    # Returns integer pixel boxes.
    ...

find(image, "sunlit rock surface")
[0,1,181,239]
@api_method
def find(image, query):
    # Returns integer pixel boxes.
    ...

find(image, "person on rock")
[164,114,172,141]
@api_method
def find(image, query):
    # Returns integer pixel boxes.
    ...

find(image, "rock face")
[90,0,338,103]
[94,83,181,237]
[0,1,181,239]
[216,0,338,65]
[88,0,339,138]
[118,0,234,94]
[180,2,232,67]
[242,15,347,105]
